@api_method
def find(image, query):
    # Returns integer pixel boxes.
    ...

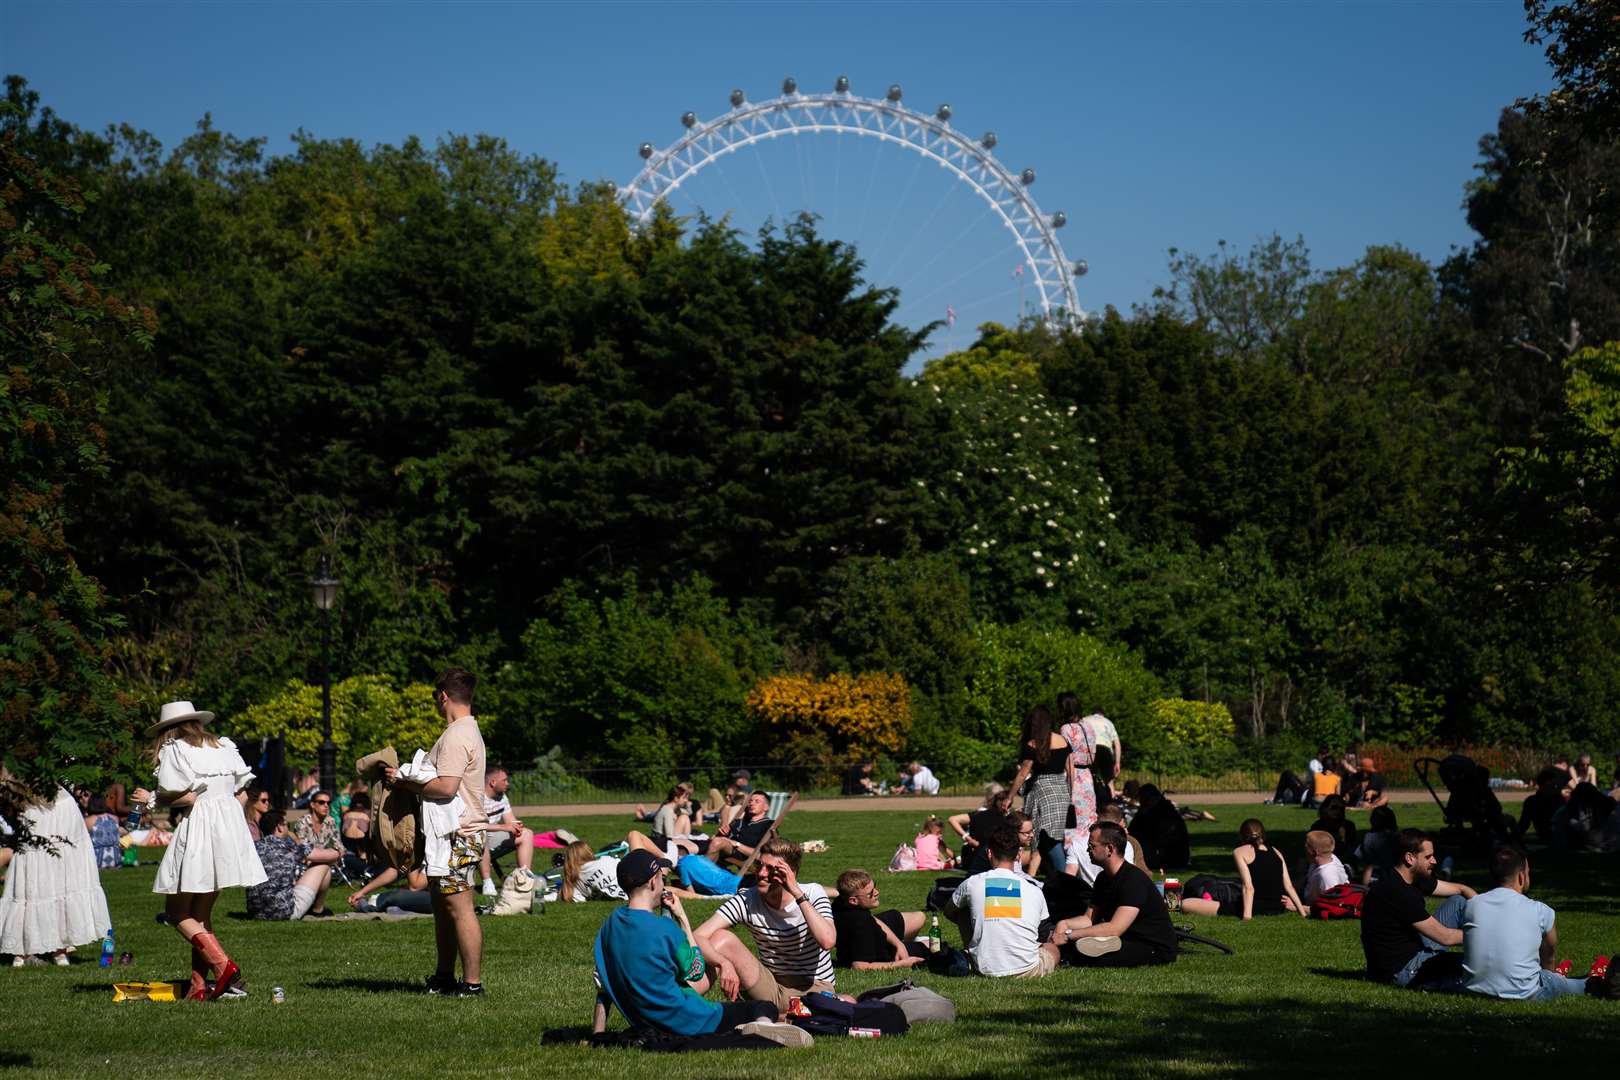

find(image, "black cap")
[616,849,673,892]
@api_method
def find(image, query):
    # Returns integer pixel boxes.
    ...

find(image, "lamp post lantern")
[310,555,340,798]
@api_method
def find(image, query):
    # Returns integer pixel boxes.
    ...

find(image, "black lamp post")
[310,555,340,798]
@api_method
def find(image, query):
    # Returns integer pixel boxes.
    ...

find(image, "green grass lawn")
[3,802,1616,1077]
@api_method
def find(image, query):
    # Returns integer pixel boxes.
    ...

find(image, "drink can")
[848,1027,882,1039]
[271,987,286,1004]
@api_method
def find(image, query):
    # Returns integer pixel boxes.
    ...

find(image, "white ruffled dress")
[150,737,268,894]
[0,787,113,955]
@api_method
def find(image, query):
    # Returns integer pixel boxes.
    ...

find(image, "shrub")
[230,675,463,768]
[1144,698,1236,748]
[748,672,913,758]
[496,574,779,765]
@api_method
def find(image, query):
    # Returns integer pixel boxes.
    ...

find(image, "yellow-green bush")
[1144,698,1235,748]
[747,672,912,758]
[229,675,482,768]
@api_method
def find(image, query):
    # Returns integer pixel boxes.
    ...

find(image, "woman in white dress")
[0,784,112,965]
[132,701,266,1000]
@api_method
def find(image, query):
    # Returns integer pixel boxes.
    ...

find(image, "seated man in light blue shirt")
[593,850,778,1036]
[1462,846,1615,1002]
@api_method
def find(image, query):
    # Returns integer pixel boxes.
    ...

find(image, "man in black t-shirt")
[831,869,929,969]
[704,791,774,866]
[1048,821,1176,967]
[842,761,876,797]
[1360,828,1475,988]
[1348,758,1389,810]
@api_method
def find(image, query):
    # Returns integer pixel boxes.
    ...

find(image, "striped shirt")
[714,883,835,987]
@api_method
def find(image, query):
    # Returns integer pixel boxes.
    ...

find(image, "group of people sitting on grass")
[1269,746,1390,810]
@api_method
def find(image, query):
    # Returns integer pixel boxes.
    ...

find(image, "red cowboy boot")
[186,943,209,1001]
[192,932,239,1000]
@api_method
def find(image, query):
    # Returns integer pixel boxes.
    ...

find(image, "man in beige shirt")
[385,667,488,996]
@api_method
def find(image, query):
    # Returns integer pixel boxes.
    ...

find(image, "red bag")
[1310,883,1368,920]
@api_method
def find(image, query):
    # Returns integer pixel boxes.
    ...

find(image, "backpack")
[888,842,918,872]
[788,991,910,1037]
[858,980,958,1023]
[1310,883,1368,920]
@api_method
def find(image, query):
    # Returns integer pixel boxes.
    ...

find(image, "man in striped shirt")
[694,837,838,1011]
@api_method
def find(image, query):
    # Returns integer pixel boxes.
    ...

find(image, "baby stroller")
[1416,755,1518,849]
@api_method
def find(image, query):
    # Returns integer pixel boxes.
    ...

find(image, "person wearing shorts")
[695,837,838,1011]
[386,667,488,996]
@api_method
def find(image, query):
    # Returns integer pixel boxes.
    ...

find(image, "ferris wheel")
[617,76,1088,327]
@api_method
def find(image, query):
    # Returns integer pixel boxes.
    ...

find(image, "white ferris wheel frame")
[618,87,1086,326]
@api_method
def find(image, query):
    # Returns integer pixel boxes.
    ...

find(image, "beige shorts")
[745,965,835,1012]
[1012,946,1059,978]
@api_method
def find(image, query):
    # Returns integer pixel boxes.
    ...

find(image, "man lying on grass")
[694,837,840,1011]
[1048,821,1177,968]
[1360,828,1475,989]
[945,823,1060,977]
[832,869,930,970]
[593,850,777,1036]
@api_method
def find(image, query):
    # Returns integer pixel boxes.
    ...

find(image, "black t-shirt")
[724,815,774,850]
[1350,772,1387,804]
[1091,862,1177,958]
[832,903,887,966]
[962,808,1011,874]
[1019,742,1071,777]
[1360,871,1438,981]
[842,765,869,796]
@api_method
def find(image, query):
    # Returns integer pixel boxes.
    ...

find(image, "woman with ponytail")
[1182,818,1307,920]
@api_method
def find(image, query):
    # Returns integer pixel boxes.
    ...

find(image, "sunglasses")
[311,800,331,807]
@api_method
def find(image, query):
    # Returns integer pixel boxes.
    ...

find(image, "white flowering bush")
[912,359,1124,622]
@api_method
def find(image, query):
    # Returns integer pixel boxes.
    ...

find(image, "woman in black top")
[950,787,1014,876]
[1009,705,1071,875]
[1182,819,1307,919]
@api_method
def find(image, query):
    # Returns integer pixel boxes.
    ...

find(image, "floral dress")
[1060,720,1098,854]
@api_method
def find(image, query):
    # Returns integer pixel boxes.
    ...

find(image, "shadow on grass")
[962,989,1605,1074]
[302,977,423,993]
[0,1052,33,1068]
[69,979,187,995]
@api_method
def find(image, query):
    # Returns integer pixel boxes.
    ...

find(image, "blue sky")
[3,1,1551,355]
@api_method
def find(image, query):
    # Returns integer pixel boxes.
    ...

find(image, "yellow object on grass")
[112,982,180,1002]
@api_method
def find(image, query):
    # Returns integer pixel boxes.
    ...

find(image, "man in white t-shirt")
[907,762,940,796]
[1302,830,1350,905]
[946,823,1058,978]
[694,837,837,1011]
[1084,713,1122,793]
[478,765,534,897]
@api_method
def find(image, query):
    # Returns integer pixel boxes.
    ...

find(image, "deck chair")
[735,790,800,878]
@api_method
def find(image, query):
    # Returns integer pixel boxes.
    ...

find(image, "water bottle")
[929,912,941,953]
[99,928,115,967]
[124,807,144,831]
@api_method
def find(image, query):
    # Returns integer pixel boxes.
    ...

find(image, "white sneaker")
[736,1020,814,1048]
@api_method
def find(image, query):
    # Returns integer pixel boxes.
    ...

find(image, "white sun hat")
[145,700,216,739]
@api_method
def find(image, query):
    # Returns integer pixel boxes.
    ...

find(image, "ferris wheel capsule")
[730,88,746,108]
[1052,211,1067,228]
[681,111,698,129]
[638,142,654,159]
[886,84,903,102]
[1073,260,1089,277]
[1020,168,1036,186]
[936,104,952,122]
[981,132,997,149]
[835,75,850,93]
[782,76,798,95]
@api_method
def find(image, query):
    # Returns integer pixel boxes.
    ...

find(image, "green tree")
[0,107,152,822]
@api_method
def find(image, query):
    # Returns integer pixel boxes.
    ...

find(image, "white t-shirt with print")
[949,868,1048,976]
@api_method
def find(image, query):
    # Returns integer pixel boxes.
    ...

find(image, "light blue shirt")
[1462,887,1555,1000]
